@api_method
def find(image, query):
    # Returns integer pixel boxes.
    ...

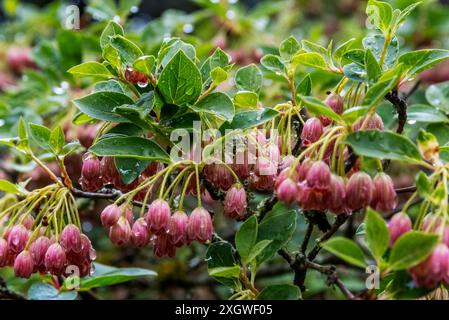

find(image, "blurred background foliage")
[1,0,449,299]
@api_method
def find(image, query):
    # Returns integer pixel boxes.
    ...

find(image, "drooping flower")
[388,212,412,247]
[187,207,213,244]
[145,199,171,234]
[345,172,374,211]
[109,217,131,246]
[301,117,323,147]
[409,243,449,288]
[371,173,398,213]
[131,218,150,248]
[223,185,248,219]
[14,251,34,278]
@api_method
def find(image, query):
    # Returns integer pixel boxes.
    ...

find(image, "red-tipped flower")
[7,224,29,253]
[109,217,131,246]
[301,117,323,147]
[29,236,52,267]
[145,199,171,234]
[223,185,248,219]
[352,113,384,131]
[60,224,82,253]
[345,172,374,212]
[131,218,150,248]
[305,161,331,190]
[276,178,298,204]
[100,204,121,228]
[409,243,449,288]
[168,211,189,247]
[44,243,67,275]
[14,251,34,278]
[187,207,213,244]
[388,212,412,247]
[328,174,347,214]
[371,173,398,213]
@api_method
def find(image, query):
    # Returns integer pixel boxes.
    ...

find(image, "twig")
[307,214,349,261]
[305,260,358,300]
[385,90,407,135]
[301,223,314,254]
[395,185,417,194]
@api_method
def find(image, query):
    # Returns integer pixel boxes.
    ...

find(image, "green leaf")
[110,35,144,66]
[389,231,439,270]
[208,266,241,278]
[234,91,258,110]
[407,104,449,123]
[73,91,134,122]
[295,75,312,97]
[28,283,77,300]
[260,54,286,75]
[426,81,449,113]
[342,106,369,124]
[345,130,422,162]
[334,38,356,63]
[158,50,202,106]
[102,43,121,68]
[210,66,228,85]
[344,49,366,67]
[257,284,301,300]
[78,267,156,291]
[362,74,400,107]
[279,36,301,61]
[366,0,393,32]
[115,158,149,184]
[343,63,366,82]
[365,208,389,260]
[223,108,279,130]
[206,241,237,287]
[100,20,124,49]
[365,49,381,85]
[235,64,263,94]
[321,237,367,268]
[0,179,22,194]
[246,240,272,263]
[399,49,449,78]
[68,62,112,78]
[299,96,343,123]
[200,48,231,83]
[94,80,124,93]
[49,126,65,155]
[256,203,297,263]
[133,55,155,75]
[159,39,196,68]
[415,171,431,197]
[235,216,258,264]
[194,92,234,122]
[18,117,27,140]
[292,52,328,71]
[363,35,398,69]
[29,123,52,152]
[90,136,171,162]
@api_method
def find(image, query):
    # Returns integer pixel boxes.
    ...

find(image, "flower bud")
[328,174,347,214]
[352,113,384,131]
[371,173,398,213]
[22,215,35,230]
[44,243,67,275]
[279,155,296,171]
[276,178,298,204]
[249,173,275,191]
[187,207,213,244]
[320,94,344,126]
[100,204,121,228]
[0,238,9,267]
[125,67,148,84]
[388,212,412,247]
[60,224,82,253]
[145,199,171,234]
[14,251,34,278]
[109,217,131,246]
[7,224,29,253]
[153,234,176,258]
[409,243,449,288]
[29,236,52,266]
[345,172,374,211]
[203,163,234,191]
[223,185,247,219]
[305,161,331,190]
[131,218,150,248]
[100,156,119,185]
[168,211,189,247]
[297,158,313,182]
[301,117,323,147]
[81,155,101,181]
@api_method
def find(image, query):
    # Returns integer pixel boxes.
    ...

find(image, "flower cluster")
[276,159,397,215]
[1,223,95,279]
[388,213,449,289]
[100,201,213,258]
